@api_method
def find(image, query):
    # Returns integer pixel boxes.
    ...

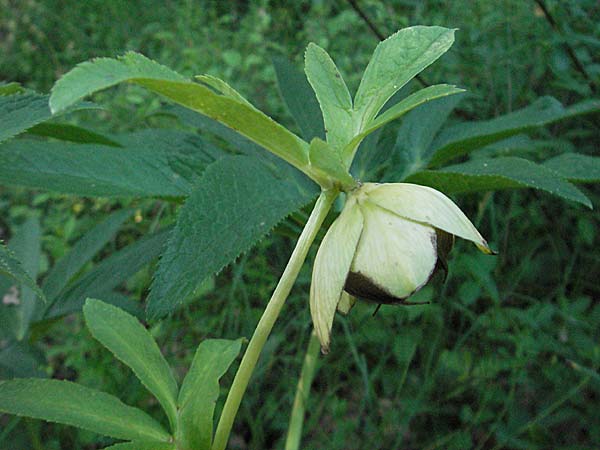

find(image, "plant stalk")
[212,189,338,450]
[284,330,321,450]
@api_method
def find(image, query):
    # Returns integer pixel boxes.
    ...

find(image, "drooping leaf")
[0,243,45,302]
[46,228,169,318]
[389,92,465,180]
[0,130,219,197]
[406,157,592,208]
[342,84,464,166]
[543,153,600,183]
[27,122,121,146]
[9,218,42,340]
[83,299,178,431]
[429,97,600,166]
[272,55,325,141]
[0,379,170,442]
[177,339,243,450]
[50,52,310,173]
[147,155,317,319]
[43,210,133,301]
[354,26,456,126]
[304,43,353,150]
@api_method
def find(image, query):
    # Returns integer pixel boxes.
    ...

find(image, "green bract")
[310,183,493,353]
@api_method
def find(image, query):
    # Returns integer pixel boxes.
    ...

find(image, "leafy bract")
[308,139,355,189]
[47,229,169,318]
[342,84,464,166]
[354,26,456,127]
[304,43,354,150]
[272,55,325,141]
[50,52,310,175]
[0,379,170,442]
[177,339,243,450]
[0,242,45,302]
[0,130,219,197]
[543,153,600,183]
[429,97,600,166]
[83,299,178,431]
[406,157,592,208]
[42,210,133,301]
[147,155,317,319]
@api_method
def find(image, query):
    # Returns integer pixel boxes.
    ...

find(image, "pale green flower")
[310,183,493,353]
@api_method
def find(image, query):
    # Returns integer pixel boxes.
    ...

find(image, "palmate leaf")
[83,299,178,432]
[0,379,170,442]
[49,52,310,174]
[147,155,317,319]
[406,157,592,208]
[177,339,243,450]
[353,26,456,127]
[272,55,325,141]
[0,242,45,302]
[0,130,221,197]
[429,97,600,166]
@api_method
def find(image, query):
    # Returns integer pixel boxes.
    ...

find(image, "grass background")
[1,0,599,448]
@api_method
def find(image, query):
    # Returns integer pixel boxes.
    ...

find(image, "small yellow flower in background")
[310,182,493,353]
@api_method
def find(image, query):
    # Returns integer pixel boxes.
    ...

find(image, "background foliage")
[1,1,598,449]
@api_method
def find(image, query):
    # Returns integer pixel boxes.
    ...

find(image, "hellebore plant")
[7,24,573,450]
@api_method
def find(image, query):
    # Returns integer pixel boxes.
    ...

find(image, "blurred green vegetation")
[0,1,598,449]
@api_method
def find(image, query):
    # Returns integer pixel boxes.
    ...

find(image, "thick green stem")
[284,330,321,450]
[212,190,337,450]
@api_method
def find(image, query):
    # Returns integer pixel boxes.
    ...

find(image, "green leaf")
[0,92,96,144]
[9,218,42,340]
[304,43,353,150]
[27,122,121,146]
[0,379,170,442]
[42,210,133,301]
[177,339,243,450]
[0,82,24,95]
[195,74,254,108]
[390,92,465,180]
[83,299,178,432]
[429,97,600,166]
[342,85,464,166]
[0,130,219,197]
[272,55,325,141]
[147,156,316,319]
[102,442,175,450]
[47,228,169,318]
[308,138,355,189]
[50,52,310,174]
[0,342,45,378]
[49,52,186,113]
[354,26,456,126]
[406,157,592,208]
[0,242,45,303]
[543,153,600,183]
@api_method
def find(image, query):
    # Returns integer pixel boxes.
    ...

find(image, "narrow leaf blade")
[0,379,170,442]
[406,157,592,208]
[273,55,325,141]
[177,339,243,450]
[429,97,600,166]
[542,153,600,183]
[354,26,456,126]
[304,43,353,150]
[83,299,178,431]
[0,243,45,302]
[147,156,317,319]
